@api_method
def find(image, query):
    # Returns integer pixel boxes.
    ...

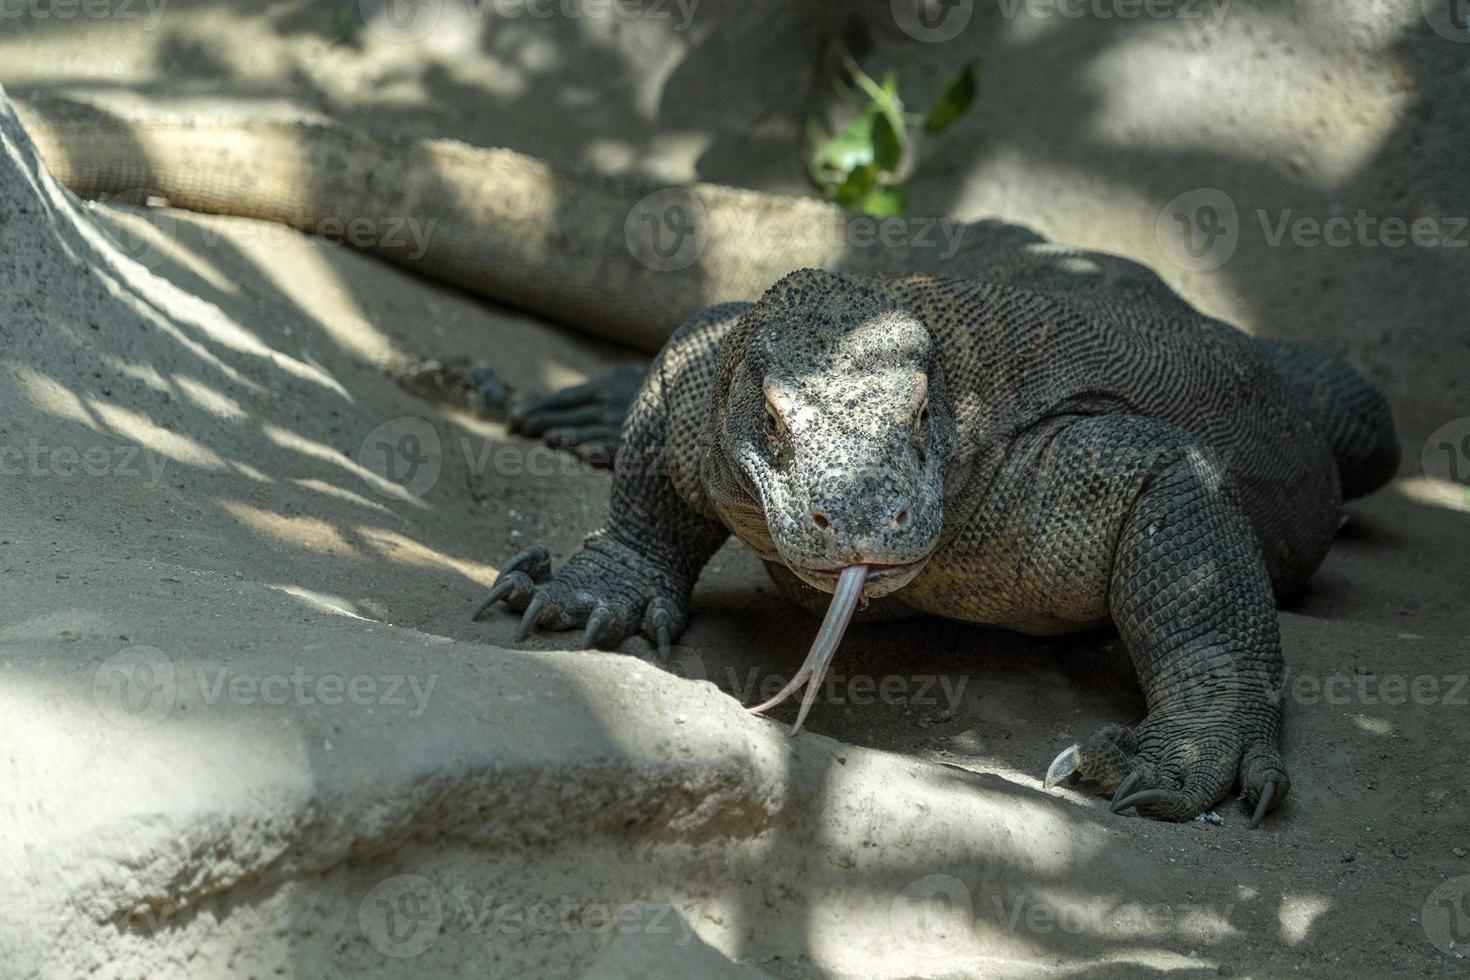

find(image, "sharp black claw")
[1249,779,1277,830]
[506,546,552,581]
[473,575,521,621]
[516,592,548,641]
[472,591,501,621]
[1112,788,1177,816]
[1110,770,1145,813]
[582,606,612,649]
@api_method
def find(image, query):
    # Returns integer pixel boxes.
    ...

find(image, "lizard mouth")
[792,558,927,596]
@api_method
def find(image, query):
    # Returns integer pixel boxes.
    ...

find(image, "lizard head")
[707,270,955,598]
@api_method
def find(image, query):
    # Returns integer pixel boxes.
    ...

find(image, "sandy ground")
[1,3,1468,978]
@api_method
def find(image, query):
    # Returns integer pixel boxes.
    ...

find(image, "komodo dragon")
[14,93,1400,826]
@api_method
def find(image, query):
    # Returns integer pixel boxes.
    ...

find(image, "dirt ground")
[1,3,1467,978]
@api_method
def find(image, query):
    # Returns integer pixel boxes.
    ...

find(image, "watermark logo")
[1156,187,1239,271]
[1422,875,1470,957]
[90,188,174,271]
[358,416,443,499]
[892,0,974,42]
[625,188,709,273]
[889,874,975,957]
[93,645,176,730]
[361,874,443,958]
[1423,0,1470,42]
[358,0,443,42]
[1422,417,1470,507]
[658,643,709,684]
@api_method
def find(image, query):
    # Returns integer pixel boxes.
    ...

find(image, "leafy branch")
[804,6,977,217]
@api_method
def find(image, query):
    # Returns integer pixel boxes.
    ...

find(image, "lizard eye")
[914,399,930,464]
[763,402,783,445]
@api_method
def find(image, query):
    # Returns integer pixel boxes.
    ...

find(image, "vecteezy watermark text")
[358,874,697,958]
[94,190,439,272]
[0,0,167,30]
[1157,188,1469,271]
[624,187,968,273]
[0,439,169,482]
[93,646,439,729]
[888,874,1236,959]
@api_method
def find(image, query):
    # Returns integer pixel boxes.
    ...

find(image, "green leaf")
[819,113,877,174]
[334,0,359,40]
[832,164,879,209]
[871,110,904,172]
[857,185,909,218]
[923,61,978,135]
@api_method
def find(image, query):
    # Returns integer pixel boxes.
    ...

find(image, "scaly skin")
[5,90,1399,824]
[483,269,1400,826]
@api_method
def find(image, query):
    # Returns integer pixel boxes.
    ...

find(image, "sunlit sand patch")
[173,375,247,420]
[356,525,498,585]
[261,424,429,506]
[1396,475,1470,513]
[291,478,398,517]
[1352,715,1394,736]
[89,399,225,470]
[7,364,100,431]
[229,460,274,483]
[1084,26,1402,187]
[1277,893,1332,945]
[217,500,358,560]
[97,355,169,394]
[264,584,370,620]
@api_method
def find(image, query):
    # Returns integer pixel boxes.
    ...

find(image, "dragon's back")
[874,272,1347,592]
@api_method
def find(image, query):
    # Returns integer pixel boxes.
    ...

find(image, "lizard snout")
[807,497,912,535]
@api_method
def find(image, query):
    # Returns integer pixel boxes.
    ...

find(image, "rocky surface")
[0,4,1467,977]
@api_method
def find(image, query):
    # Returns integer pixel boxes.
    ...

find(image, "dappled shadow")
[0,2,1466,976]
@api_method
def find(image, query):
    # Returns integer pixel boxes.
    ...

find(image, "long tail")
[1254,338,1401,498]
[14,95,857,351]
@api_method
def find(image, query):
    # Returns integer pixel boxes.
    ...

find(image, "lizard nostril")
[811,510,831,531]
[893,506,911,528]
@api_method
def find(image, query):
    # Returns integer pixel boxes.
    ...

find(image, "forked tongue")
[746,564,867,736]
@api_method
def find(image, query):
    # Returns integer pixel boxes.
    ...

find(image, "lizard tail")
[1254,338,1401,498]
[12,93,852,352]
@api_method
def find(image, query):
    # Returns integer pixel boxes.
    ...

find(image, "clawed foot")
[1044,717,1289,828]
[473,541,690,658]
[511,364,646,467]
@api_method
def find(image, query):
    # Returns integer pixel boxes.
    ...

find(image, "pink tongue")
[746,564,867,736]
